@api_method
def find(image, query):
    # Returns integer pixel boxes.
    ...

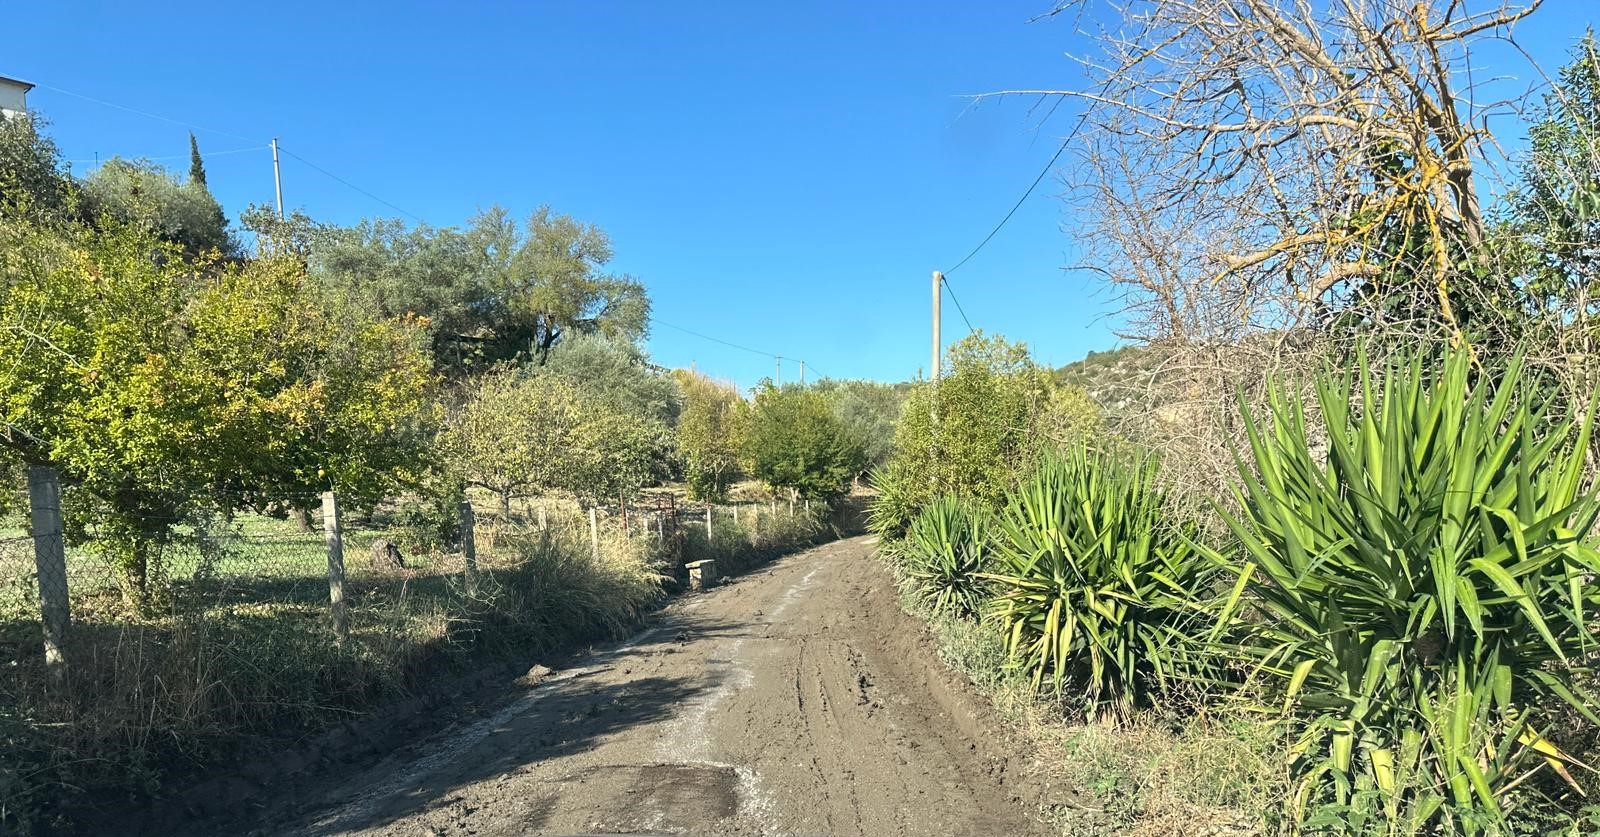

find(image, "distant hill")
[1054,344,1168,419]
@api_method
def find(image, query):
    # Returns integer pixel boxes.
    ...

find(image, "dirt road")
[254,536,1047,837]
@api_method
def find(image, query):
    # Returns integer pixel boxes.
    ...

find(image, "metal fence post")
[26,465,69,679]
[321,490,349,643]
[589,507,599,560]
[459,500,479,596]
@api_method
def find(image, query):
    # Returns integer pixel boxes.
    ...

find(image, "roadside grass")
[896,577,1288,837]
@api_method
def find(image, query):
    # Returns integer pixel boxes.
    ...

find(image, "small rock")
[517,664,555,685]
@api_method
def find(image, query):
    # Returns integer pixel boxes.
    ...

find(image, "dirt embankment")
[135,536,1050,837]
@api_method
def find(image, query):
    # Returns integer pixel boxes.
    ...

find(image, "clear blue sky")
[4,1,1589,388]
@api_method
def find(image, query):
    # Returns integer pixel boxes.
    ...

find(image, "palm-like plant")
[985,445,1211,713]
[902,495,991,618]
[1209,348,1600,831]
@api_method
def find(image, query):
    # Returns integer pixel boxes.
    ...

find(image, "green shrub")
[1207,348,1600,833]
[901,495,991,618]
[868,458,925,545]
[985,445,1211,714]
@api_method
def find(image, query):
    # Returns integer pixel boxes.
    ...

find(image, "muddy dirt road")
[253,536,1047,837]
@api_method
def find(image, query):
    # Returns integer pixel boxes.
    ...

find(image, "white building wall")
[0,80,30,119]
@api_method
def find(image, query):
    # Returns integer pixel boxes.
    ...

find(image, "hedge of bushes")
[873,348,1600,836]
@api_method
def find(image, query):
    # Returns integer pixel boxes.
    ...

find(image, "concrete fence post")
[26,465,69,680]
[321,490,349,643]
[705,505,713,541]
[732,503,738,526]
[459,501,479,596]
[589,507,599,559]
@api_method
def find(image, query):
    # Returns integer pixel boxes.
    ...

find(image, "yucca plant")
[902,495,991,618]
[1208,348,1600,832]
[868,458,926,547]
[984,445,1212,714]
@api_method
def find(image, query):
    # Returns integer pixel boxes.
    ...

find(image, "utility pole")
[271,137,284,219]
[931,270,943,381]
[775,356,782,386]
[799,360,806,385]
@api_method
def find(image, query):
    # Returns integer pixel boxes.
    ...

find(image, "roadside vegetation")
[0,112,904,832]
[874,13,1600,837]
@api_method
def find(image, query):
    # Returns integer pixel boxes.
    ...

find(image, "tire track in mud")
[220,537,1049,837]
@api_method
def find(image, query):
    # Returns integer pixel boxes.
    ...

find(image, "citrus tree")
[0,217,435,609]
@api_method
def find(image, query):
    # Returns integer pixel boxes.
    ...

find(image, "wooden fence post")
[321,490,349,643]
[26,465,69,680]
[459,501,479,596]
[589,507,599,559]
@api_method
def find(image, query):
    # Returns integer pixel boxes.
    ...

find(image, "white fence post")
[26,465,69,680]
[321,490,349,643]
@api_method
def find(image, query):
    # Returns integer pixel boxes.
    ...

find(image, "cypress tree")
[188,132,207,187]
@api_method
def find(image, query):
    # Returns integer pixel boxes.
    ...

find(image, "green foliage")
[1206,347,1600,832]
[187,132,207,187]
[444,365,673,514]
[81,157,236,257]
[876,332,1102,547]
[1511,31,1600,319]
[867,457,924,542]
[984,445,1210,714]
[743,383,865,499]
[901,495,991,619]
[0,218,435,608]
[674,370,748,501]
[815,378,908,472]
[444,369,584,516]
[0,113,74,225]
[311,206,649,377]
[541,333,680,425]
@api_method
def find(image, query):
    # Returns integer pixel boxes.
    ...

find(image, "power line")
[650,317,774,359]
[942,114,1086,276]
[35,82,836,379]
[650,316,827,380]
[275,145,427,224]
[34,83,265,144]
[941,277,976,334]
[65,144,269,166]
[34,83,426,224]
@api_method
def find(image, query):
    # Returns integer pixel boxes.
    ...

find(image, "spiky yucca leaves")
[1209,348,1600,832]
[902,495,991,618]
[985,446,1211,714]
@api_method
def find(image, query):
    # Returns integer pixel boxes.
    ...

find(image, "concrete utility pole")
[775,356,782,386]
[271,138,284,219]
[931,270,943,380]
[799,360,806,385]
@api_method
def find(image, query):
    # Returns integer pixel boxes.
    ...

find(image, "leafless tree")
[1002,0,1542,343]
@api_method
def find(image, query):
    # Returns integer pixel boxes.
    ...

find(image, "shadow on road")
[293,614,753,837]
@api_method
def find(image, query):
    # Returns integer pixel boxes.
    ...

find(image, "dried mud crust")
[155,536,1052,837]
